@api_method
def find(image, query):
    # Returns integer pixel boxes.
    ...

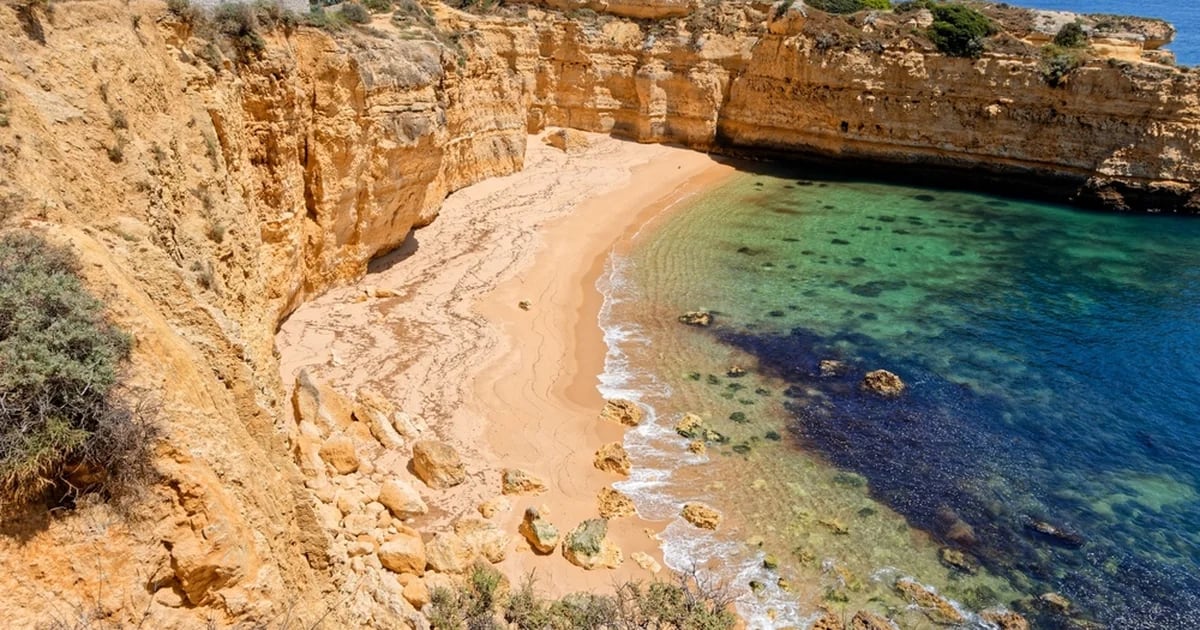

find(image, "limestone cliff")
[1,0,1199,627]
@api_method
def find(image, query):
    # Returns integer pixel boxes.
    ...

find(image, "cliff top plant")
[1054,21,1087,48]
[806,0,891,14]
[0,232,151,509]
[903,1,994,58]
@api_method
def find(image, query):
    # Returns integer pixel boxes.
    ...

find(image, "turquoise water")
[1006,0,1200,65]
[605,169,1200,628]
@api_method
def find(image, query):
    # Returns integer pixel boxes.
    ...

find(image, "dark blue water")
[1009,0,1200,65]
[652,171,1200,627]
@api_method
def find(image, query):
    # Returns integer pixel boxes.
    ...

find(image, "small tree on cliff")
[927,3,995,58]
[0,232,151,508]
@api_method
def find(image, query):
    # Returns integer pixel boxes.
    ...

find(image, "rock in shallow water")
[600,398,644,426]
[681,502,722,530]
[678,310,713,326]
[593,442,631,476]
[861,369,906,397]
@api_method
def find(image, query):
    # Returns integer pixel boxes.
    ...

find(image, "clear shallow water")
[1005,0,1200,65]
[600,169,1200,628]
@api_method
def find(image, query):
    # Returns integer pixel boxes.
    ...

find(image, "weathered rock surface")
[678,311,713,327]
[378,479,428,520]
[981,609,1030,630]
[543,127,592,153]
[850,610,897,630]
[862,370,906,397]
[518,507,559,554]
[501,468,548,495]
[378,532,426,576]
[895,578,966,625]
[674,413,706,439]
[597,486,636,519]
[681,502,722,530]
[319,435,360,475]
[593,442,631,476]
[455,517,510,564]
[411,440,467,489]
[599,398,644,427]
[562,518,623,570]
[425,532,475,574]
[354,387,408,449]
[630,551,662,574]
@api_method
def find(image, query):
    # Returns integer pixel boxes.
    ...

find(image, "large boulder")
[543,128,591,153]
[501,468,548,495]
[895,578,966,625]
[378,479,428,519]
[681,502,722,530]
[861,369,906,397]
[354,386,407,449]
[600,399,643,427]
[425,532,474,574]
[378,531,426,576]
[411,440,467,489]
[318,435,359,475]
[455,517,510,564]
[597,487,636,519]
[293,368,354,435]
[562,519,623,570]
[518,507,559,554]
[593,442,631,476]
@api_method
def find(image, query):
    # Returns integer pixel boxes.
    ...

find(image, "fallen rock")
[675,413,705,439]
[938,547,977,574]
[425,532,474,574]
[895,578,966,625]
[354,387,407,450]
[562,519,623,570]
[1024,517,1085,548]
[681,502,722,530]
[502,468,548,495]
[398,573,431,609]
[455,517,510,563]
[688,440,707,454]
[597,487,636,519]
[478,496,511,519]
[600,398,644,427]
[518,507,559,554]
[819,359,849,378]
[544,128,591,153]
[1039,592,1071,613]
[378,531,426,576]
[678,310,713,327]
[318,435,359,475]
[812,609,844,630]
[861,369,906,397]
[850,610,897,630]
[378,479,428,519]
[981,609,1030,630]
[293,368,354,434]
[630,551,661,574]
[411,440,467,489]
[593,442,631,476]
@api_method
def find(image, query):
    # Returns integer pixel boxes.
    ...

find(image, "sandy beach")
[277,130,735,595]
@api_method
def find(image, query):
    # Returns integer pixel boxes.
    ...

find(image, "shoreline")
[277,130,736,597]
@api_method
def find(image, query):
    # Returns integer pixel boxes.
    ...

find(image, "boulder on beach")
[518,507,559,554]
[674,413,706,439]
[562,518,623,570]
[600,398,644,427]
[593,442,631,476]
[681,502,722,530]
[501,468,548,495]
[861,369,906,396]
[678,310,713,327]
[597,486,636,519]
[411,440,467,489]
[544,128,591,153]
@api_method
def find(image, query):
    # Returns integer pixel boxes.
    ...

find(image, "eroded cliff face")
[1,0,1199,627]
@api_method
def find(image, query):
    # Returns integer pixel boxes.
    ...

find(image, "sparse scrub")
[1041,44,1087,87]
[805,0,890,14]
[1053,21,1087,48]
[0,233,151,508]
[106,143,124,163]
[212,2,265,58]
[363,0,392,13]
[109,109,128,130]
[340,2,371,24]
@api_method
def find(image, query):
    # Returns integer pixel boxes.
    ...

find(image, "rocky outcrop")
[895,578,967,625]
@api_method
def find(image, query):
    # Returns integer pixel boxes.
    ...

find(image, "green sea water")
[602,167,1200,628]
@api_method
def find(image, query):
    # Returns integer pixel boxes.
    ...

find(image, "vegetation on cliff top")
[0,232,150,509]
[805,0,892,15]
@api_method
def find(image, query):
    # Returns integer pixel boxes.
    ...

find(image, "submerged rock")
[861,369,906,396]
[938,547,977,574]
[411,440,467,489]
[895,578,966,625]
[678,310,713,327]
[726,365,747,377]
[1024,517,1085,548]
[981,609,1030,630]
[1040,592,1072,613]
[562,519,622,570]
[518,508,559,554]
[600,398,644,427]
[818,359,849,378]
[593,442,631,476]
[850,610,896,630]
[681,502,722,530]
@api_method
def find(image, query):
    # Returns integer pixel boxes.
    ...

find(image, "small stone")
[630,551,661,574]
[411,440,467,489]
[319,435,359,475]
[593,442,631,476]
[776,578,791,591]
[502,468,548,495]
[378,532,426,576]
[478,496,511,519]
[726,366,746,377]
[678,310,713,327]
[749,580,766,594]
[763,554,779,570]
[518,507,559,554]
[818,359,849,377]
[600,399,644,427]
[399,574,431,609]
[378,479,428,519]
[681,502,722,530]
[688,440,706,454]
[597,487,636,519]
[518,300,532,311]
[938,547,977,574]
[861,369,905,397]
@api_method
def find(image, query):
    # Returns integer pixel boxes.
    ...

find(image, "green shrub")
[363,0,392,12]
[0,233,148,507]
[1053,21,1087,48]
[927,3,994,58]
[1041,45,1087,86]
[806,0,890,14]
[213,2,265,57]
[340,2,371,24]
